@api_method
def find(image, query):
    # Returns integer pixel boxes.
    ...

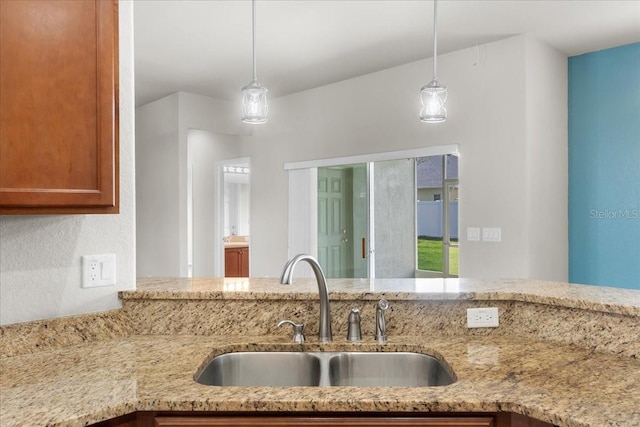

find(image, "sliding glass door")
[416,154,458,277]
[286,145,460,280]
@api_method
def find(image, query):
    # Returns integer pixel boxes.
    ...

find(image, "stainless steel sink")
[195,351,455,387]
[196,352,322,386]
[328,352,454,386]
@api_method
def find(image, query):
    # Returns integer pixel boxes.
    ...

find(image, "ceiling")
[134,0,640,107]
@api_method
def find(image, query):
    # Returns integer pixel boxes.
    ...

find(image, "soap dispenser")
[346,307,362,342]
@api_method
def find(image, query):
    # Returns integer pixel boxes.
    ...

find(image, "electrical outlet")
[467,307,499,328]
[82,254,116,288]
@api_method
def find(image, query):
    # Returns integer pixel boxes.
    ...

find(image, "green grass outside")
[417,237,459,276]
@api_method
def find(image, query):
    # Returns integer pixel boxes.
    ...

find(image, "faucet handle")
[375,299,390,344]
[347,307,362,342]
[277,319,305,344]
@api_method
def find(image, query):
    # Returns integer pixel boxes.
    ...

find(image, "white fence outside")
[417,201,459,239]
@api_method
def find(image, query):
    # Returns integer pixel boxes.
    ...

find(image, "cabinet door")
[155,416,495,426]
[240,247,249,277]
[225,248,241,277]
[0,0,119,214]
[225,247,249,277]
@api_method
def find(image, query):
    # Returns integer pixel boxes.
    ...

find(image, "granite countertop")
[3,278,640,427]
[127,277,640,316]
[2,333,640,427]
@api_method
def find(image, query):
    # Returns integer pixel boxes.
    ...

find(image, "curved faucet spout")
[279,254,332,342]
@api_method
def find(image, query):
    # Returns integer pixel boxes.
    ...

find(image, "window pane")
[448,245,459,276]
[417,236,443,272]
[445,154,458,180]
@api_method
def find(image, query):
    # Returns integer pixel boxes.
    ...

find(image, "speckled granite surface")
[127,277,640,316]
[122,278,640,360]
[2,278,640,427]
[0,309,131,357]
[1,335,640,427]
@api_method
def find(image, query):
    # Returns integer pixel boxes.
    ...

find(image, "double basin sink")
[196,351,455,387]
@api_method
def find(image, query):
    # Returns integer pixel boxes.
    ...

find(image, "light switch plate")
[467,227,480,241]
[482,227,502,242]
[82,254,116,288]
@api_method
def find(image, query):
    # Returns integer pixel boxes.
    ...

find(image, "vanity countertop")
[125,277,640,316]
[2,333,640,427]
[224,242,250,249]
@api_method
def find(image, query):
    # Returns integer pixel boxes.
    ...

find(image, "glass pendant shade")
[420,0,447,123]
[420,79,447,123]
[241,0,268,124]
[241,80,268,124]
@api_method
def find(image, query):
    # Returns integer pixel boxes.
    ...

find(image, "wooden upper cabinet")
[0,0,119,214]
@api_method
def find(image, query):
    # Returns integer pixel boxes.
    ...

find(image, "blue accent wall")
[569,43,640,289]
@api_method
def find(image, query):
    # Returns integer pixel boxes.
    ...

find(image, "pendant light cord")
[252,0,257,82]
[432,0,438,81]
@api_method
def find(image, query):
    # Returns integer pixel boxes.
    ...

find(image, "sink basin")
[196,351,455,387]
[328,352,454,386]
[196,352,322,386]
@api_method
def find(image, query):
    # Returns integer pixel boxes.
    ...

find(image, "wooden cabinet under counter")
[154,416,496,426]
[0,0,119,214]
[225,245,249,277]
[93,412,553,427]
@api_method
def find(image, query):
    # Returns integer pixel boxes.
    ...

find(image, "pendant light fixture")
[420,0,447,123]
[241,0,268,124]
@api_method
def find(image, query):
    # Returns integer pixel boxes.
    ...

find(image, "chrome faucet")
[277,319,305,344]
[375,299,390,343]
[279,254,332,342]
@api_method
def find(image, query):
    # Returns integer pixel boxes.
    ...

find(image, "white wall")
[188,130,243,277]
[136,93,245,277]
[0,1,136,326]
[136,94,180,277]
[245,34,568,280]
[524,37,568,281]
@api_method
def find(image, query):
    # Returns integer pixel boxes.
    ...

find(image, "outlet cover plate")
[467,227,480,241]
[467,307,499,328]
[82,254,116,288]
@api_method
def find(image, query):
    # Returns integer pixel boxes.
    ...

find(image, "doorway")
[216,158,251,278]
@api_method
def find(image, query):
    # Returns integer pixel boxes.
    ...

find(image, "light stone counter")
[128,277,640,316]
[2,278,640,427]
[1,334,640,427]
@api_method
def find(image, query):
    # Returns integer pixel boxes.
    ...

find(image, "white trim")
[367,162,375,281]
[283,144,459,171]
